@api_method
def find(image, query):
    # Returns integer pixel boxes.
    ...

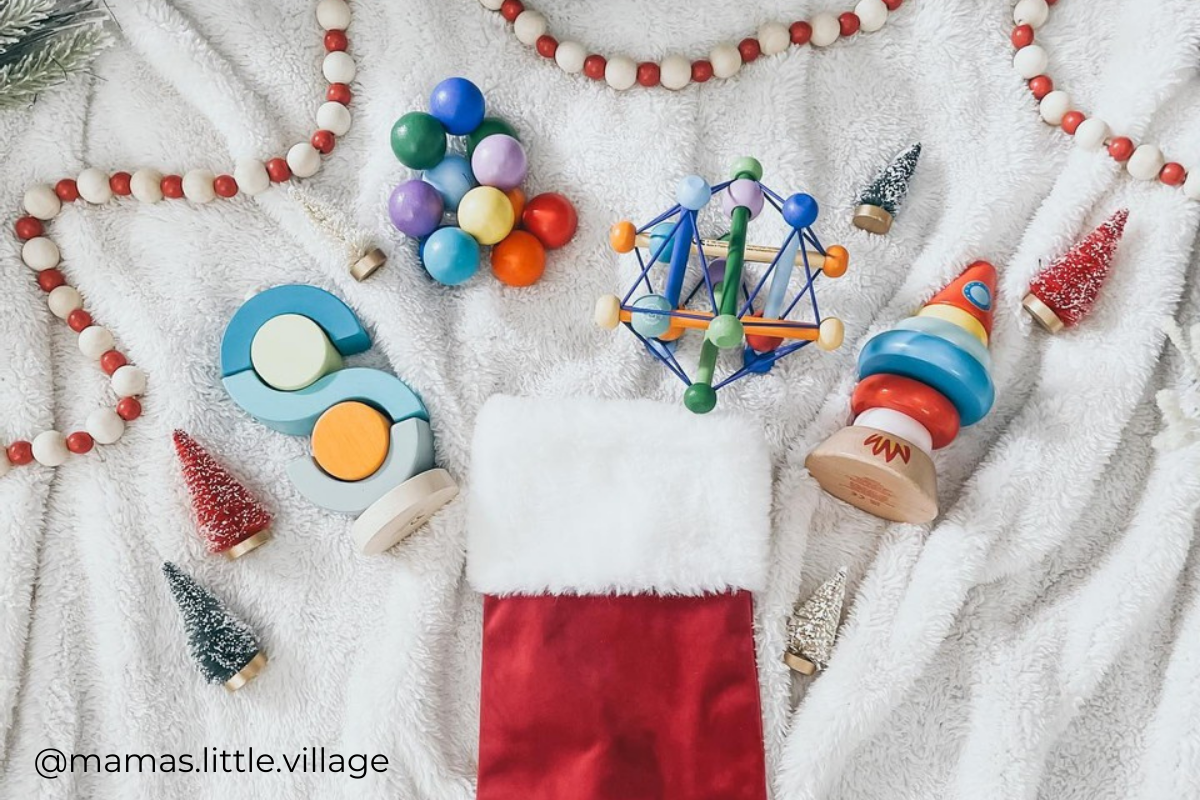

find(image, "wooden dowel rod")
[618,310,819,341]
[633,234,827,268]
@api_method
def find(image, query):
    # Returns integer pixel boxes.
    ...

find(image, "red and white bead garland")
[1,0,359,476]
[1011,0,1200,199]
[479,0,904,90]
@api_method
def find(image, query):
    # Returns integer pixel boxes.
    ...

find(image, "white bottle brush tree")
[0,0,111,110]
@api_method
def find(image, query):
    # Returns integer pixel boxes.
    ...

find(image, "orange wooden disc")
[312,401,390,481]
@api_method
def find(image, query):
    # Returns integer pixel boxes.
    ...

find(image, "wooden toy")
[390,111,448,170]
[457,186,515,245]
[311,400,392,481]
[250,314,344,391]
[595,157,848,414]
[423,227,482,285]
[471,134,528,191]
[388,179,445,238]
[429,77,486,136]
[491,230,546,287]
[467,117,520,158]
[350,468,458,555]
[423,154,477,212]
[1023,209,1128,333]
[806,261,997,523]
[521,192,578,250]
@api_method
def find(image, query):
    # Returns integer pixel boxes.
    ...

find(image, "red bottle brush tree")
[173,430,272,559]
[1023,208,1129,333]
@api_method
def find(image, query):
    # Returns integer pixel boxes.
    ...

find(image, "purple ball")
[470,134,527,190]
[388,179,444,238]
[721,178,764,220]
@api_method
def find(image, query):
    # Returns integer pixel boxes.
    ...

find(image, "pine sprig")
[0,1,111,110]
[0,0,54,49]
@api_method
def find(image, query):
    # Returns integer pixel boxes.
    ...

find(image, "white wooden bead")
[513,10,547,46]
[758,22,790,56]
[78,325,115,359]
[32,431,69,467]
[855,0,889,32]
[1038,90,1070,125]
[182,169,216,203]
[234,158,271,196]
[77,168,113,204]
[23,184,61,220]
[22,237,60,270]
[1074,117,1109,150]
[316,0,350,30]
[316,101,352,135]
[1014,0,1049,29]
[479,0,503,9]
[1127,144,1165,181]
[660,54,691,90]
[1013,45,1048,79]
[604,55,637,90]
[811,13,841,47]
[87,408,125,445]
[287,142,322,178]
[1184,170,1200,201]
[323,51,356,83]
[0,450,9,478]
[130,169,163,203]
[48,285,82,319]
[112,364,147,397]
[555,40,586,73]
[710,43,742,79]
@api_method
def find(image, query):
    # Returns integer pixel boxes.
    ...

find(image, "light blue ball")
[422,227,480,286]
[676,175,712,211]
[630,294,673,338]
[782,193,819,229]
[649,222,676,263]
[422,155,476,212]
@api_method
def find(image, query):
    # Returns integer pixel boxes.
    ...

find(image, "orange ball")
[609,220,636,253]
[491,230,546,287]
[505,187,526,221]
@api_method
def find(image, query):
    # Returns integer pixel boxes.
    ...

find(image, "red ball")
[327,83,352,105]
[266,158,292,182]
[839,12,861,36]
[882,0,902,9]
[15,216,43,240]
[110,171,132,196]
[536,34,558,58]
[790,21,813,44]
[116,397,142,421]
[691,59,714,83]
[67,308,92,332]
[6,441,33,466]
[161,175,184,198]
[37,268,65,293]
[738,38,761,62]
[100,350,127,376]
[1108,136,1135,162]
[1160,162,1187,186]
[324,30,348,51]
[1011,24,1034,48]
[1060,111,1084,135]
[213,174,239,197]
[66,431,94,454]
[499,0,523,22]
[583,54,607,80]
[521,192,578,250]
[1028,75,1053,100]
[311,130,336,155]
[55,179,79,202]
[636,61,660,87]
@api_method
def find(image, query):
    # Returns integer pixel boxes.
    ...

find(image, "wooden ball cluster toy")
[806,262,997,523]
[595,157,849,414]
[388,77,577,287]
[220,285,458,554]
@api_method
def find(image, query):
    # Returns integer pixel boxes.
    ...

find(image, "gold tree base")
[852,204,894,235]
[805,426,937,523]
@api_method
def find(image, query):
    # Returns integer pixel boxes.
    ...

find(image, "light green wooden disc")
[250,314,342,392]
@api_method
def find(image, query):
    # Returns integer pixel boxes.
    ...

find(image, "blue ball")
[630,294,673,338]
[429,77,486,136]
[422,226,480,286]
[676,175,712,211]
[649,222,676,263]
[782,193,819,230]
[422,155,476,212]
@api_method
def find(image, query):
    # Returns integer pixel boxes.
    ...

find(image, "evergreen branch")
[0,23,109,109]
[0,0,54,49]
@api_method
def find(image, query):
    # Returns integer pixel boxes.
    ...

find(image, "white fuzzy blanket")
[2,0,1200,797]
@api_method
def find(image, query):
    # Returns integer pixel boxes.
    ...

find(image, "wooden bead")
[317,101,352,135]
[15,216,43,240]
[213,175,239,197]
[1038,90,1070,125]
[7,441,33,466]
[817,317,844,351]
[535,34,557,58]
[479,0,503,9]
[24,184,61,220]
[1126,144,1164,181]
[710,43,741,78]
[86,408,125,445]
[67,309,92,332]
[737,37,761,62]
[660,54,691,90]
[690,59,713,82]
[604,55,637,90]
[838,12,861,36]
[234,159,271,196]
[636,61,660,87]
[311,130,336,154]
[116,396,142,421]
[111,364,147,397]
[609,220,636,253]
[513,10,547,45]
[312,401,391,481]
[316,0,350,30]
[99,349,127,375]
[1060,110,1084,134]
[266,158,292,182]
[322,51,356,83]
[855,0,888,32]
[555,40,586,73]
[810,12,840,46]
[499,0,523,22]
[1107,136,1135,162]
[790,21,812,44]
[37,269,65,293]
[1013,44,1048,79]
[287,142,322,178]
[250,313,343,391]
[66,431,94,454]
[55,179,80,201]
[327,83,352,105]
[594,294,622,329]
[32,431,69,467]
[1074,117,1109,150]
[1014,0,1049,28]
[47,285,82,319]
[1160,162,1187,186]
[583,54,606,80]
[78,325,114,358]
[182,169,217,203]
[22,237,60,271]
[1028,75,1053,100]
[130,168,164,202]
[161,175,184,198]
[77,168,113,204]
[324,29,348,51]
[1011,24,1034,48]
[758,22,790,55]
[110,171,132,196]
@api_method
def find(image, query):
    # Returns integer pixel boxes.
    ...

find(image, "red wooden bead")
[327,83,352,105]
[839,12,861,36]
[15,216,43,240]
[99,350,127,375]
[67,308,92,332]
[851,374,961,450]
[161,175,184,198]
[55,179,80,202]
[1011,24,1034,48]
[583,54,607,80]
[37,268,66,292]
[536,34,558,58]
[1108,136,1135,162]
[636,61,660,86]
[213,174,239,197]
[499,0,523,22]
[691,59,714,83]
[738,38,761,62]
[1028,75,1053,100]
[1160,162,1186,186]
[66,431,94,454]
[6,441,33,466]
[324,30,348,51]
[882,0,902,9]
[110,171,132,196]
[311,130,336,154]
[266,157,292,182]
[116,396,142,421]
[1060,110,1084,135]
[790,21,813,44]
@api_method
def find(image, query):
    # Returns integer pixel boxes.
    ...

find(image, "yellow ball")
[457,186,515,245]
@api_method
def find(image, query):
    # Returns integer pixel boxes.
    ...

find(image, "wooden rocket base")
[805,426,938,523]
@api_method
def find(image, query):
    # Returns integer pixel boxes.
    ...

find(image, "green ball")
[729,156,763,181]
[684,384,717,414]
[466,117,520,158]
[706,314,744,349]
[391,112,447,170]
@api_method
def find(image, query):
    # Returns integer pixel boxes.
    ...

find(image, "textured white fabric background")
[1,0,1199,797]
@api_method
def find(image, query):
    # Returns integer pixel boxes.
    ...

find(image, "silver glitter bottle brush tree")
[853,143,922,235]
[0,0,111,110]
[784,567,848,675]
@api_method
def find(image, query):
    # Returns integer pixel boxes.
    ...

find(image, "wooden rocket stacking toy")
[806,262,997,523]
